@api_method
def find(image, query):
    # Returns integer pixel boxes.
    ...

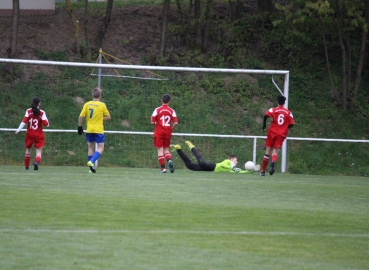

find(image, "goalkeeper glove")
[233,167,241,173]
[254,164,261,172]
[77,126,84,135]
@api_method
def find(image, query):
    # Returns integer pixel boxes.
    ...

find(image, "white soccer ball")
[245,161,255,171]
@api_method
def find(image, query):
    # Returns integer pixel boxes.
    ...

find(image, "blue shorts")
[86,133,105,143]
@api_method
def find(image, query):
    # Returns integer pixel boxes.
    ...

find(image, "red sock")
[35,156,41,164]
[272,154,278,163]
[158,155,165,169]
[165,152,172,161]
[261,155,269,172]
[24,154,31,167]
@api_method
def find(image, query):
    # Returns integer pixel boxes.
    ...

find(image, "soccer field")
[0,166,368,269]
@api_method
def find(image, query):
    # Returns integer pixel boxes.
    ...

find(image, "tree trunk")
[194,0,202,50]
[65,0,81,53]
[202,0,213,52]
[257,0,274,13]
[83,0,91,61]
[322,32,341,104]
[96,0,114,48]
[228,0,235,21]
[228,0,242,21]
[336,0,347,110]
[159,0,171,56]
[6,0,20,75]
[175,0,183,22]
[187,0,194,18]
[350,0,369,111]
[345,32,352,101]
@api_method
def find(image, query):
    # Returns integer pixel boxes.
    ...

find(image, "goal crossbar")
[0,58,289,75]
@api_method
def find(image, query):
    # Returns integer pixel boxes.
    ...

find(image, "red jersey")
[151,104,178,138]
[265,105,294,137]
[22,108,49,140]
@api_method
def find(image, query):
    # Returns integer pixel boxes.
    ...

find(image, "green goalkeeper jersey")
[214,159,252,173]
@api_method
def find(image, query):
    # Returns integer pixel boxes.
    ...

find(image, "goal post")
[0,57,290,172]
[282,72,290,173]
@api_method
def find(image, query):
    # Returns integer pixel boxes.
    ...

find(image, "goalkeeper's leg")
[191,148,216,171]
[176,149,203,171]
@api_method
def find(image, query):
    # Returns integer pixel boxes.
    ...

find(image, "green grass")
[1,166,368,269]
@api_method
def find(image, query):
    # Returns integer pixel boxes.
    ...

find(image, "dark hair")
[162,94,171,104]
[277,94,286,105]
[31,97,41,117]
[228,155,237,159]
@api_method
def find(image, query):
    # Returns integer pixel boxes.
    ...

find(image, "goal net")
[0,57,289,170]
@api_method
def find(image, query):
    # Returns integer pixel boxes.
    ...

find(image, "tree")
[169,0,214,53]
[6,0,20,76]
[65,0,81,53]
[228,0,242,21]
[275,0,369,112]
[194,0,214,52]
[96,0,114,48]
[351,0,369,111]
[257,0,274,13]
[159,0,171,56]
[202,0,213,50]
[175,0,184,22]
[82,0,91,61]
[194,0,202,50]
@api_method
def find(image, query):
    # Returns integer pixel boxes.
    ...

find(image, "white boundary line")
[0,229,368,238]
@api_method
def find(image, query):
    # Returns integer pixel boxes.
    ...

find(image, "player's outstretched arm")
[15,122,26,134]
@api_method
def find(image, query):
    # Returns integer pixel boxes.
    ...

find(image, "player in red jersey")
[260,94,294,176]
[151,94,178,173]
[15,97,49,170]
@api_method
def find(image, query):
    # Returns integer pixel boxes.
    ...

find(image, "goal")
[0,57,290,171]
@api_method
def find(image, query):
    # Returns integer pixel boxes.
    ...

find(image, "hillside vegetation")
[0,0,368,176]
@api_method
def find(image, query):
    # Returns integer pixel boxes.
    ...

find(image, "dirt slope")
[0,5,163,64]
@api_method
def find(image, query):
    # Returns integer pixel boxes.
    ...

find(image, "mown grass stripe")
[1,229,368,238]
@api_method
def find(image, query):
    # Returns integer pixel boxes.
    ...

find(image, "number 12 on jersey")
[160,115,171,127]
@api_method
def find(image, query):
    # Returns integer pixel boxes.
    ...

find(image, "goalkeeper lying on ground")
[171,141,254,173]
